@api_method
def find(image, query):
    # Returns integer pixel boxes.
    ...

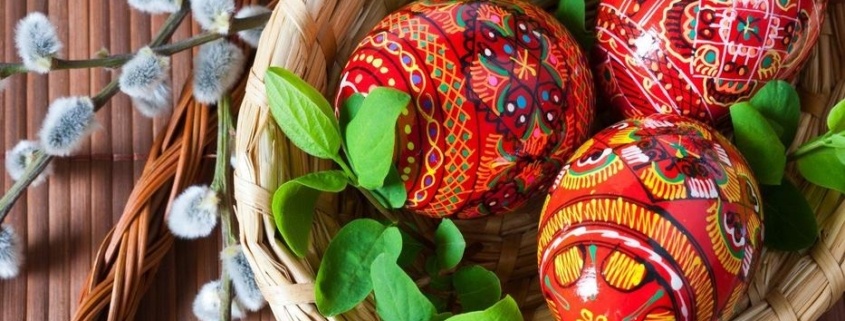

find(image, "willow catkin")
[14,12,61,73]
[38,96,98,156]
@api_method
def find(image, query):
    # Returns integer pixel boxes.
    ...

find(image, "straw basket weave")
[233,0,845,320]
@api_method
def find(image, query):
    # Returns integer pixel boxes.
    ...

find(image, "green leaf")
[731,103,787,185]
[371,254,437,321]
[827,134,845,164]
[761,179,819,251]
[425,293,449,313]
[435,219,466,270]
[287,170,349,192]
[445,295,523,321]
[373,165,408,209]
[837,148,845,165]
[433,313,454,321]
[316,219,403,316]
[272,171,348,258]
[346,87,411,189]
[555,0,595,51]
[748,80,801,146]
[340,93,365,133]
[797,144,845,194]
[825,133,845,148]
[453,266,502,312]
[430,273,453,292]
[266,67,341,159]
[397,228,424,268]
[828,99,845,133]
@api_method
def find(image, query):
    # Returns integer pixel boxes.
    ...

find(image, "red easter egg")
[336,0,595,218]
[593,0,826,125]
[538,114,764,320]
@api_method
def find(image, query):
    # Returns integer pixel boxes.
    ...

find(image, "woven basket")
[233,0,845,320]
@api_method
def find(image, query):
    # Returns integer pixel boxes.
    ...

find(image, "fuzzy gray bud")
[193,280,246,321]
[221,245,265,311]
[128,0,182,14]
[131,82,172,118]
[0,226,22,279]
[234,6,271,48]
[120,47,172,117]
[191,0,235,34]
[193,40,245,104]
[5,140,53,186]
[15,12,62,74]
[167,185,219,239]
[39,97,98,157]
[120,47,170,98]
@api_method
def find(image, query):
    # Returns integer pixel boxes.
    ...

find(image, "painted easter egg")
[593,0,825,125]
[537,113,764,320]
[336,0,595,218]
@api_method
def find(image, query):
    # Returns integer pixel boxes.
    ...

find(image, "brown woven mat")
[0,0,841,320]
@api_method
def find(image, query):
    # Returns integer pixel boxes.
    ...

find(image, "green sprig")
[265,68,522,320]
[791,98,845,193]
[726,80,845,251]
[265,68,412,259]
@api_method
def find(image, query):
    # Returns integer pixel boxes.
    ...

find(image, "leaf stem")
[0,5,193,225]
[788,134,828,161]
[357,187,399,223]
[0,12,271,77]
[355,187,436,251]
[331,156,358,182]
[212,97,237,321]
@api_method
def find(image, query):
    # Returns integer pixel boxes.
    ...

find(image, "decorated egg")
[593,0,826,125]
[537,114,764,320]
[336,0,595,218]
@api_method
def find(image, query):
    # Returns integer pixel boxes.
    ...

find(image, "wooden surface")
[0,1,274,320]
[0,1,842,321]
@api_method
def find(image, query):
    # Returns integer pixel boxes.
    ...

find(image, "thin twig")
[212,97,237,321]
[0,5,195,224]
[150,2,191,46]
[0,150,52,223]
[0,12,270,77]
[0,9,272,225]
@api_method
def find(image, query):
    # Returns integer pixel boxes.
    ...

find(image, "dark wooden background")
[0,1,842,320]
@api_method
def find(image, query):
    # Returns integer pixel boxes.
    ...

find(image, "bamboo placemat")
[0,1,277,320]
[0,0,841,320]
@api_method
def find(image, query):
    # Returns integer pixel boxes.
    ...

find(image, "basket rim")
[233,1,845,321]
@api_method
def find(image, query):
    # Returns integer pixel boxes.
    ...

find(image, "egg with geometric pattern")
[335,0,595,219]
[538,113,764,320]
[593,0,826,126]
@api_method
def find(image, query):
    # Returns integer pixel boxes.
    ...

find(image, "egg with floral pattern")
[336,0,595,218]
[538,113,764,320]
[593,0,826,125]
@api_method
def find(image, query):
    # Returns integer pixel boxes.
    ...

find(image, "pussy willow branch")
[0,9,271,225]
[0,13,270,79]
[0,5,189,225]
[211,96,237,321]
